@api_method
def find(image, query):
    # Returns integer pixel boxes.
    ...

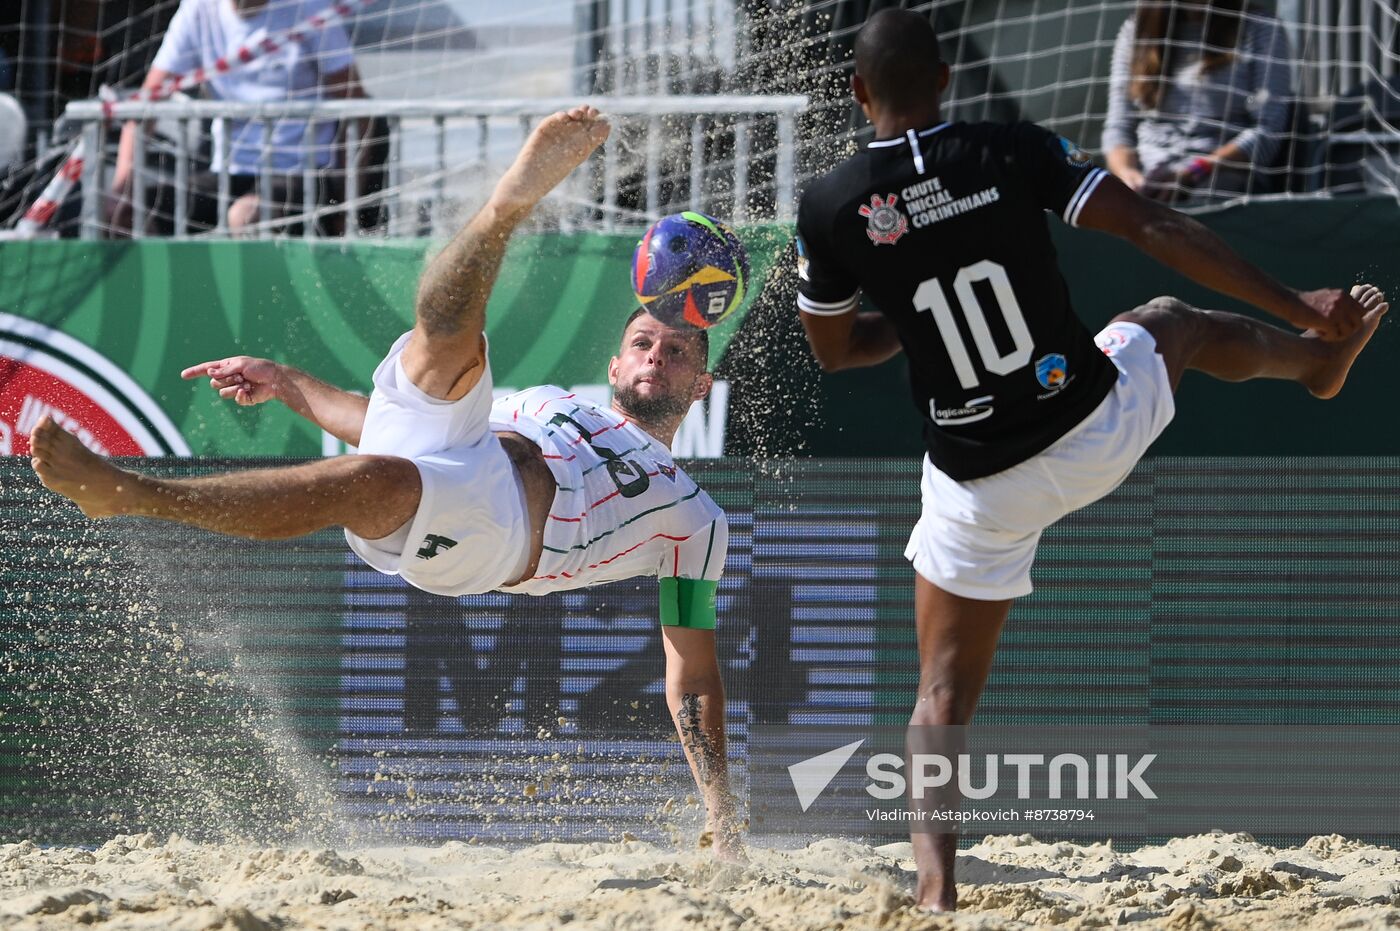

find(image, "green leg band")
[659,577,718,629]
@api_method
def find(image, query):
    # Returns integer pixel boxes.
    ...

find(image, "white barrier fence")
[59,95,807,240]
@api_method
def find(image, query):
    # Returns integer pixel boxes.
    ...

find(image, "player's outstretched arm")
[181,357,369,447]
[406,106,610,400]
[1075,176,1365,340]
[662,625,746,862]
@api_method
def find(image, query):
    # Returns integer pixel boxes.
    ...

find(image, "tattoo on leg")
[677,692,720,785]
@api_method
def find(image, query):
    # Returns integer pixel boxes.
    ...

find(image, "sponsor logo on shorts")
[0,313,190,457]
[1035,353,1069,390]
[416,534,459,560]
[858,194,909,246]
[931,395,994,426]
[1095,329,1129,357]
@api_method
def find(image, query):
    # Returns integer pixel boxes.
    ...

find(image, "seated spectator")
[110,0,368,236]
[1102,0,1294,204]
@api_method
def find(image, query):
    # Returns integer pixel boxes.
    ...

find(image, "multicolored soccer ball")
[632,212,750,330]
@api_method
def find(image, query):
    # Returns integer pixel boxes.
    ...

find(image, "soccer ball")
[632,211,750,330]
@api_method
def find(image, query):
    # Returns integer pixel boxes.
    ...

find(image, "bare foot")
[914,895,957,913]
[710,828,749,866]
[1305,283,1389,399]
[29,415,137,519]
[491,106,610,213]
[914,878,957,912]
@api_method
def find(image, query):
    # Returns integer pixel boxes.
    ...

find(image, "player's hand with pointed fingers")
[1296,288,1366,341]
[180,356,283,406]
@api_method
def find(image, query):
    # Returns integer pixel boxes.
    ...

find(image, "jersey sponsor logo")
[795,236,811,281]
[908,185,1000,229]
[1035,353,1068,390]
[858,194,909,246]
[931,394,994,426]
[658,463,677,482]
[416,534,458,560]
[0,313,190,457]
[1058,136,1091,167]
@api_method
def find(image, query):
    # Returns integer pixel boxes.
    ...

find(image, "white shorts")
[905,322,1175,601]
[344,332,530,597]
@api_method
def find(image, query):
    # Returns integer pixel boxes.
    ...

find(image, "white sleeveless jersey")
[489,386,728,595]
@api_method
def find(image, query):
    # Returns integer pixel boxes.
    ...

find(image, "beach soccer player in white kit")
[29,106,744,859]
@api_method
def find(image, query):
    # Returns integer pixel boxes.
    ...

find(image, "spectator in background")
[1102,0,1294,204]
[111,0,369,236]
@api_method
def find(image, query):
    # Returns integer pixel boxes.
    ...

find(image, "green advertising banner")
[0,228,788,459]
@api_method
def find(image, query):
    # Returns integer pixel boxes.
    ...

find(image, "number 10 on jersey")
[913,259,1034,391]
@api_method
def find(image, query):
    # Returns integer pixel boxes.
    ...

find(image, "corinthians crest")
[858,193,908,245]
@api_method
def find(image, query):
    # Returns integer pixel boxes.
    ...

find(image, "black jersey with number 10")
[796,120,1119,481]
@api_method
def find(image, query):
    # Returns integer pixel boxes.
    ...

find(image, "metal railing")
[60,96,808,240]
[1288,0,1400,101]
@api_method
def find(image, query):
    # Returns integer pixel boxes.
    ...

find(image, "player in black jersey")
[796,8,1386,912]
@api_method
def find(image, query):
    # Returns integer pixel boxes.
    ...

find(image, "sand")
[0,831,1397,930]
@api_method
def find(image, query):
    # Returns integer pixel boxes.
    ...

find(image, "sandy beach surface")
[0,831,1397,930]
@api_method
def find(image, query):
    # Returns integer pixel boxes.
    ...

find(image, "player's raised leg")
[404,106,610,401]
[30,415,419,540]
[1112,285,1388,398]
[907,576,1013,912]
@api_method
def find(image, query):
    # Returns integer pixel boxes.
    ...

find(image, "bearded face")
[609,315,711,427]
[612,376,695,422]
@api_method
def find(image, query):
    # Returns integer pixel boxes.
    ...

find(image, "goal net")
[0,0,1396,237]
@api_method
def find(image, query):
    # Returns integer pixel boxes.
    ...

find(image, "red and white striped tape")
[14,140,88,233]
[14,0,369,237]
